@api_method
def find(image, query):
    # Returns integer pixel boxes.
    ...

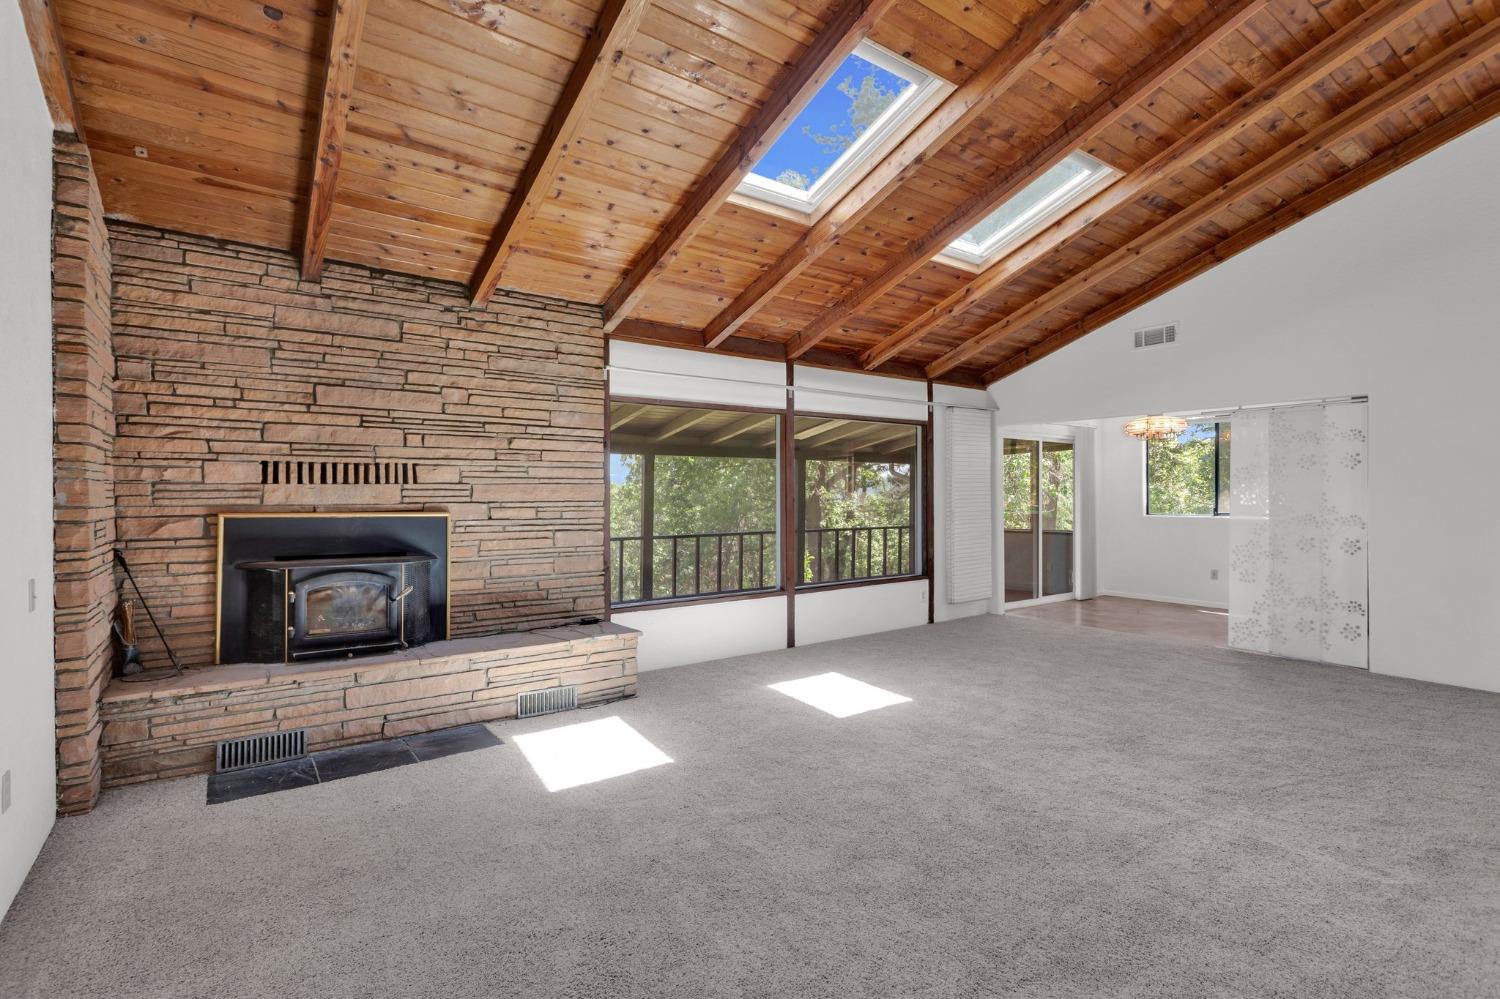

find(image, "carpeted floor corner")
[2,614,1497,998]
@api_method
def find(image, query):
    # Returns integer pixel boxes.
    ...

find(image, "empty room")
[4,0,1499,995]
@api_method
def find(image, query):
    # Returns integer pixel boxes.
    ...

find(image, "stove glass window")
[306,581,389,638]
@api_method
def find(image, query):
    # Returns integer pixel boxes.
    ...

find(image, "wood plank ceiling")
[39,0,1500,386]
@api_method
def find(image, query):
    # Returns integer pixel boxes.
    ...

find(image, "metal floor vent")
[518,685,578,719]
[216,729,308,772]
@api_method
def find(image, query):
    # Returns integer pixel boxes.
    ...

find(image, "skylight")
[737,41,946,214]
[944,152,1116,266]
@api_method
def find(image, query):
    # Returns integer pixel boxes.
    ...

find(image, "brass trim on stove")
[213,511,453,664]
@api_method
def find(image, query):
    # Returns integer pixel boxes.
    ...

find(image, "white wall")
[615,596,787,672]
[989,116,1500,692]
[1071,424,1098,600]
[1094,417,1228,608]
[606,344,999,667]
[1,4,59,918]
[797,579,929,646]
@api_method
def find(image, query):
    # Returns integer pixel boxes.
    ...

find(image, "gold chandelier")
[1123,415,1188,441]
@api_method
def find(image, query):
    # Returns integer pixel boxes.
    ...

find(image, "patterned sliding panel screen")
[944,407,994,603]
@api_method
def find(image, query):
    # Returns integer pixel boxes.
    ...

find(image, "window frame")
[792,409,927,592]
[1143,420,1231,518]
[604,396,935,612]
[606,397,785,609]
[940,151,1118,268]
[734,40,949,216]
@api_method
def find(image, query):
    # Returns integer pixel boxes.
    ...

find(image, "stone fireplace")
[50,145,632,810]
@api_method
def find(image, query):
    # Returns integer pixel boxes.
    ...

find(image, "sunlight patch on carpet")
[513,716,672,792]
[769,672,911,718]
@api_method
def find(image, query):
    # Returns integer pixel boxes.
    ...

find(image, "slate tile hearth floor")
[206,723,502,804]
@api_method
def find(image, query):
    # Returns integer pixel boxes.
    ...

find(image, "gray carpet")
[3,615,1498,998]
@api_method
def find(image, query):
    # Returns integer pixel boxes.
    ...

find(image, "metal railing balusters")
[609,525,911,604]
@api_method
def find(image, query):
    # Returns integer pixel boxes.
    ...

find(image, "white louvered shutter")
[944,407,993,603]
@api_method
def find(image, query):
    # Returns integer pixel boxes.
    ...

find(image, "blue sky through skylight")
[749,52,913,192]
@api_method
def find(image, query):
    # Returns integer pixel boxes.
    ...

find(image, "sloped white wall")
[0,5,59,918]
[989,116,1500,693]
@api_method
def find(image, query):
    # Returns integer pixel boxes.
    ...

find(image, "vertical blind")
[944,407,994,603]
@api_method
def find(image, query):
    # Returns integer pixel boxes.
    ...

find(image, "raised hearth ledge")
[98,623,639,788]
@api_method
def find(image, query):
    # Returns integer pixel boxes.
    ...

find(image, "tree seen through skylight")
[751,52,912,192]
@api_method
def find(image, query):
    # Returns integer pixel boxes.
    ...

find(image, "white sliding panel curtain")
[1229,402,1369,668]
[944,407,994,603]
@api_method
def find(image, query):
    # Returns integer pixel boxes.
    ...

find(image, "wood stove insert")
[217,513,450,664]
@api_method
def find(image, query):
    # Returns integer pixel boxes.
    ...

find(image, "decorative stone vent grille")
[260,459,418,486]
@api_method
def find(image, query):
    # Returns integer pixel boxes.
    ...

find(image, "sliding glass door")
[1002,438,1075,604]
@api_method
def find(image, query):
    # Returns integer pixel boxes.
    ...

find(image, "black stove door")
[291,569,401,654]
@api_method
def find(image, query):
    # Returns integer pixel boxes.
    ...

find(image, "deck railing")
[801,525,913,584]
[610,530,776,604]
[609,525,914,604]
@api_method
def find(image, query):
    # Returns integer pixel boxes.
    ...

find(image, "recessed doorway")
[1003,437,1075,605]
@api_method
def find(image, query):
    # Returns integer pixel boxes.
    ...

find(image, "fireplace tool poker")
[114,549,183,682]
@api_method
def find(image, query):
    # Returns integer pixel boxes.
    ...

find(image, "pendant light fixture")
[1123,415,1188,441]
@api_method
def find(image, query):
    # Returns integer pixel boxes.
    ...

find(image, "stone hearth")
[99,623,638,787]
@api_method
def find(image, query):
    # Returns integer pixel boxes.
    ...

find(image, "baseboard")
[1096,589,1228,611]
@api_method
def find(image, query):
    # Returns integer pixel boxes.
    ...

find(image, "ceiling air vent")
[1132,323,1178,350]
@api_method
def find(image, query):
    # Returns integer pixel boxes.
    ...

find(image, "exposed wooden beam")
[18,0,83,137]
[984,85,1500,384]
[784,0,1267,360]
[469,0,652,305]
[699,0,1097,349]
[929,15,1500,379]
[598,0,904,332]
[300,0,369,279]
[709,413,776,444]
[657,407,716,441]
[796,419,851,441]
[800,421,876,450]
[796,344,981,387]
[873,435,921,457]
[849,425,919,453]
[609,403,644,431]
[612,318,789,363]
[860,0,1419,371]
